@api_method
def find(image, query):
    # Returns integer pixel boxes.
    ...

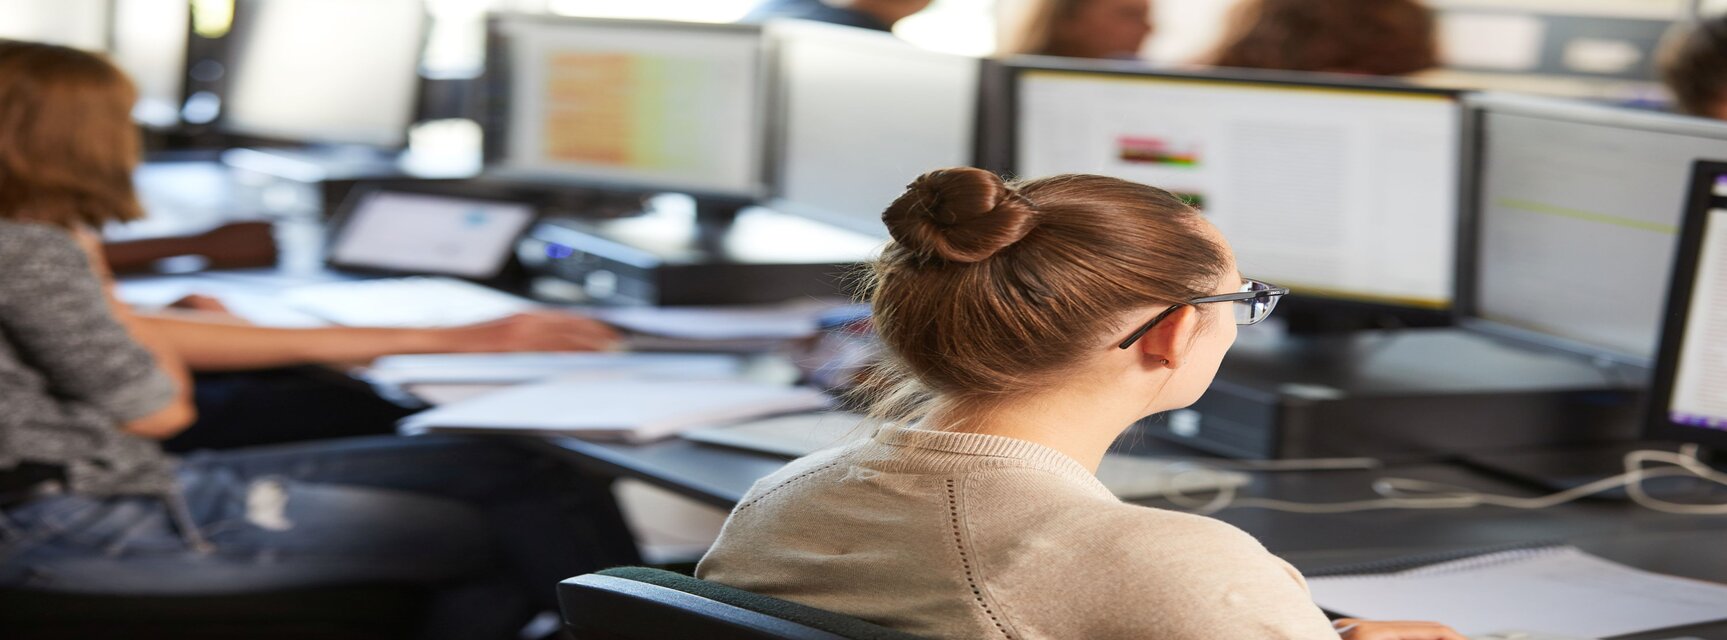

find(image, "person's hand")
[443,311,622,353]
[1334,619,1468,640]
[168,294,236,315]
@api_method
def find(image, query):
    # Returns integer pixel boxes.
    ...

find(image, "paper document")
[592,304,833,341]
[368,352,744,385]
[1308,546,1727,638]
[399,377,833,443]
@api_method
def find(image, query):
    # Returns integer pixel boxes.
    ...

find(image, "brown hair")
[1659,16,1727,118]
[999,0,1087,56]
[0,40,145,229]
[862,168,1229,423]
[1207,0,1438,76]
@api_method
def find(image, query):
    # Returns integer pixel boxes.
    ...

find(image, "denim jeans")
[0,436,641,640]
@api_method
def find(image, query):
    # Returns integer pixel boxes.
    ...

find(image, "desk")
[529,433,1727,639]
[129,158,1727,638]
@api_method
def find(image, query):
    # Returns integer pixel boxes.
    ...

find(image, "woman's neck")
[923,385,1152,473]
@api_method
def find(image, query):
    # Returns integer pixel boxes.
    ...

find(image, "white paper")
[592,304,830,340]
[399,377,833,442]
[369,352,743,385]
[1308,546,1727,638]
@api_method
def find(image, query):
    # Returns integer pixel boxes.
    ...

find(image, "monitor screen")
[770,21,977,236]
[111,0,189,128]
[1467,96,1727,364]
[0,0,108,51]
[221,0,425,147]
[328,190,536,279]
[488,16,766,198]
[1013,65,1461,308]
[1649,161,1727,449]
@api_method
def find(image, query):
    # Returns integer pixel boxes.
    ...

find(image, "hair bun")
[881,167,1039,264]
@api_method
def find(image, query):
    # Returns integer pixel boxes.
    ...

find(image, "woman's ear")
[1136,305,1199,370]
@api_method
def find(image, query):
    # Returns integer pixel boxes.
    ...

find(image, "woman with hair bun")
[697,168,1461,639]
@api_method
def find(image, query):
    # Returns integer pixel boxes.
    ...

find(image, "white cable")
[1160,446,1727,516]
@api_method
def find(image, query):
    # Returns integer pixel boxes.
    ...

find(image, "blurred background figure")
[998,0,1154,59]
[1205,0,1439,76]
[1661,14,1727,120]
[740,0,934,32]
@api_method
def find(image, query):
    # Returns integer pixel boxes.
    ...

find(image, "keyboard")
[681,413,1252,500]
[282,277,537,328]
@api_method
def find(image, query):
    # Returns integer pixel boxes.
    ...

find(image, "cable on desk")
[1161,445,1727,516]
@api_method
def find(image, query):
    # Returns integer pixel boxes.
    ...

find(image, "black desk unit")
[526,435,1727,639]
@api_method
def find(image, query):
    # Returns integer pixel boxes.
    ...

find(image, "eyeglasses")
[1117,278,1290,350]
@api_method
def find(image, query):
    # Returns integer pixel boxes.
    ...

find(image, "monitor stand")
[1462,441,1727,501]
[1276,300,1451,336]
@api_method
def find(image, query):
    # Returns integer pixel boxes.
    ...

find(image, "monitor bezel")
[480,13,773,203]
[1644,160,1727,449]
[217,0,429,149]
[997,56,1468,314]
[760,19,983,238]
[1453,92,1727,370]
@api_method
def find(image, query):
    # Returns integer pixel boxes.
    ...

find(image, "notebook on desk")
[1307,545,1727,638]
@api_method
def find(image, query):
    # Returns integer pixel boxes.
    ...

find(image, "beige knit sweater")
[696,424,1343,639]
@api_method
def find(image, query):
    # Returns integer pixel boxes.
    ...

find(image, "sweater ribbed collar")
[870,424,1114,499]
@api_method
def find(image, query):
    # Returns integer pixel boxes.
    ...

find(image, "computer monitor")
[484,15,768,201]
[0,0,108,51]
[766,20,979,236]
[221,0,426,148]
[1459,94,1727,367]
[111,0,189,128]
[1646,160,1727,451]
[1008,60,1463,310]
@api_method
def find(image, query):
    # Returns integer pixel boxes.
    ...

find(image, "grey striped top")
[0,220,178,496]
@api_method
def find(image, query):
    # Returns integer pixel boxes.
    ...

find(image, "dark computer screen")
[1648,160,1727,450]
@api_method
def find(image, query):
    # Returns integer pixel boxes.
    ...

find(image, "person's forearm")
[141,314,458,372]
[102,235,202,274]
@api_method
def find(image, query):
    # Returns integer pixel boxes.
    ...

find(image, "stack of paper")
[592,303,839,352]
[399,377,834,443]
[367,352,744,385]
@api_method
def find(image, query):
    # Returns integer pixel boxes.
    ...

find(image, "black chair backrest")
[558,567,926,640]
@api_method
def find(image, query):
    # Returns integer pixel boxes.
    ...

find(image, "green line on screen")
[1496,198,1678,234]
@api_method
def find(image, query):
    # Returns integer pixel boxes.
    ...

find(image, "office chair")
[558,566,926,640]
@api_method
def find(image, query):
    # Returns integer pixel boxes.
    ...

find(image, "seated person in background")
[697,168,1462,640]
[1205,0,1438,76]
[1660,14,1727,121]
[998,0,1154,59]
[98,201,619,453]
[146,295,617,452]
[0,40,639,640]
[740,0,932,32]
